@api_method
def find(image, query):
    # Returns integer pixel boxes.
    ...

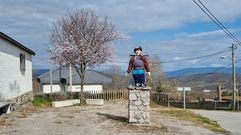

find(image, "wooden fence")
[150,92,170,107]
[84,90,129,100]
[84,90,170,107]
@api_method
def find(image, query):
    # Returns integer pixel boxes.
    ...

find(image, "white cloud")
[173,57,185,60]
[210,64,224,67]
[187,29,241,39]
[1,0,241,71]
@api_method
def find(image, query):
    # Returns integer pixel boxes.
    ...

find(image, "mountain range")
[33,67,241,78]
[165,67,241,77]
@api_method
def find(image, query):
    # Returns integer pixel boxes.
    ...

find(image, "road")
[191,109,241,135]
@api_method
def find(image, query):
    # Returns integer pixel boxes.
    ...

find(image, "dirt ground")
[0,100,226,135]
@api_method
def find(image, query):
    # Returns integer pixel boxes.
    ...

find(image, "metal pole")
[237,89,239,111]
[232,44,237,110]
[183,87,186,109]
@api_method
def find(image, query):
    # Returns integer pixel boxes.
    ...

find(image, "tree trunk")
[73,63,86,104]
[80,72,84,101]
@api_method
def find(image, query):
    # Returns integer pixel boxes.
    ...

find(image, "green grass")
[32,95,52,107]
[157,107,228,133]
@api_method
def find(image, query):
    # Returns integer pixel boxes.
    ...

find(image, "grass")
[32,94,87,107]
[32,95,52,107]
[152,104,228,133]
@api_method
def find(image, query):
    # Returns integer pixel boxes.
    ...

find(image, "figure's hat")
[133,46,142,52]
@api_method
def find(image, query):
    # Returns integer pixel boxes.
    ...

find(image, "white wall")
[42,84,103,93]
[42,85,61,93]
[0,38,33,101]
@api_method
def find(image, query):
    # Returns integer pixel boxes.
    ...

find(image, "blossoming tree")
[49,9,124,101]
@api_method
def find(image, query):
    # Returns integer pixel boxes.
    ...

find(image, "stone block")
[129,105,138,110]
[52,99,80,108]
[134,100,142,106]
[129,117,138,123]
[134,111,142,120]
[129,93,137,100]
[138,105,147,111]
[86,99,104,105]
[128,89,150,124]
[140,91,150,98]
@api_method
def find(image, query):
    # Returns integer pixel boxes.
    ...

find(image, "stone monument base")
[128,87,150,124]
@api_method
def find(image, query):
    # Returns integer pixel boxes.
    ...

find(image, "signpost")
[177,87,191,109]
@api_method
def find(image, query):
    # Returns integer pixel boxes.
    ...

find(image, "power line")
[162,48,230,63]
[110,47,230,64]
[197,0,241,45]
[193,0,241,45]
[181,62,232,85]
[181,57,241,85]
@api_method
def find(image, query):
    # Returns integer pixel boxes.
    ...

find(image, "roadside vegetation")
[150,102,228,133]
[32,95,52,107]
[32,93,87,107]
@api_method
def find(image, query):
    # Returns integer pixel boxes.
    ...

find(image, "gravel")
[0,101,225,135]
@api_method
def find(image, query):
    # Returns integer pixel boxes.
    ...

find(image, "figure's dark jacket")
[127,55,150,73]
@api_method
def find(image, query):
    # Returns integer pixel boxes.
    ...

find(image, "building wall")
[42,84,103,93]
[0,37,33,101]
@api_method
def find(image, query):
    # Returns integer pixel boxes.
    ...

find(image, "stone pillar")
[128,87,150,124]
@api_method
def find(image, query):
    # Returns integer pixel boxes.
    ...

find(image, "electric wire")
[197,0,241,45]
[182,57,241,85]
[193,0,241,45]
[110,47,231,64]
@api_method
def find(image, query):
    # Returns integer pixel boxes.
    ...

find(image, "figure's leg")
[139,73,146,87]
[132,74,139,86]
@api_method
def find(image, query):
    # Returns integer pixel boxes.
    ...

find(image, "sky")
[1,0,241,72]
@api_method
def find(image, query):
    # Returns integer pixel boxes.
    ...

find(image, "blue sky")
[1,0,241,72]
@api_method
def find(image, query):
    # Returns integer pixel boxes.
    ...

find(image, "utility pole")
[183,88,186,109]
[232,44,237,110]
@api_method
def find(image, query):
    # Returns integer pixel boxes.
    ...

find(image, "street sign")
[177,87,183,91]
[176,86,191,109]
[177,87,191,91]
[184,87,191,91]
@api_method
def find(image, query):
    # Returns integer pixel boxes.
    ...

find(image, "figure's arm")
[127,57,134,74]
[142,56,150,72]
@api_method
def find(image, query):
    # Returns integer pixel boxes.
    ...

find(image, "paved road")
[191,109,241,135]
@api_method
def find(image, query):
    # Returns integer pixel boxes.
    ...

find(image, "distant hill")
[33,69,49,78]
[165,67,241,77]
[169,72,241,90]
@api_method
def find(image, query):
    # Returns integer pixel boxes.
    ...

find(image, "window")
[20,53,26,73]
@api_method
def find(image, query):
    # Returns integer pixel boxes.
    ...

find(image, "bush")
[45,92,68,101]
[32,92,87,107]
[66,92,79,99]
[32,95,52,107]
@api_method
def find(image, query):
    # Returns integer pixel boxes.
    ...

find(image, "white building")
[0,32,35,101]
[38,66,112,93]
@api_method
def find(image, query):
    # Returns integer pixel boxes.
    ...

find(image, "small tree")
[49,9,124,102]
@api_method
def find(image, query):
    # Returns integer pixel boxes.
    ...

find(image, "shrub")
[32,95,52,107]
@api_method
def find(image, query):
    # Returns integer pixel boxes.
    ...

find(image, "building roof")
[38,66,112,85]
[0,32,35,55]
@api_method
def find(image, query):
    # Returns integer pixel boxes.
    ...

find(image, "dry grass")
[151,103,228,133]
[0,117,6,126]
[17,104,39,118]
